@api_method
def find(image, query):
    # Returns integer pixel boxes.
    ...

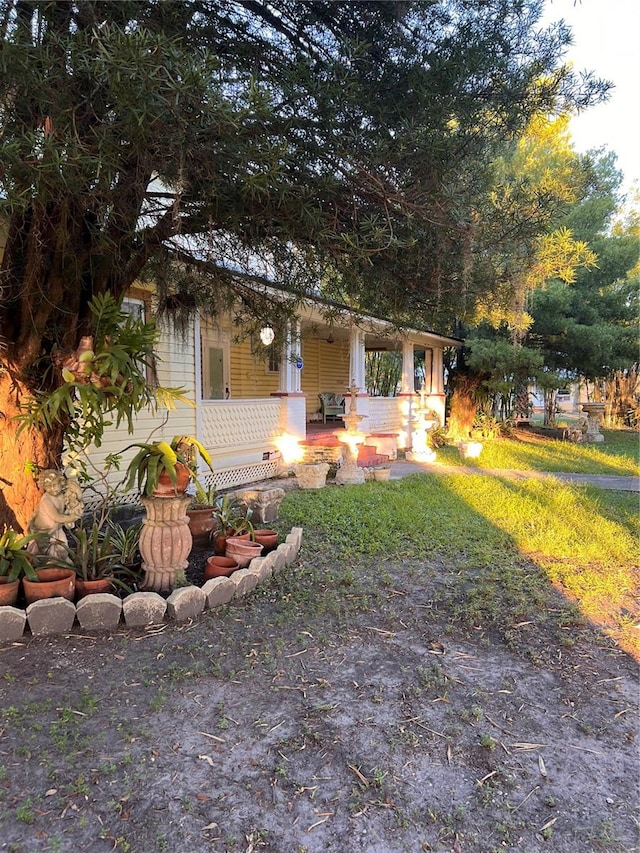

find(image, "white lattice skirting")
[84,460,282,511]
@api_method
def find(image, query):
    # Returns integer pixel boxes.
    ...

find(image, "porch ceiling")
[299,319,454,351]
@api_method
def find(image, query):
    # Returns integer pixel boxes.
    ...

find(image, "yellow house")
[81,285,462,500]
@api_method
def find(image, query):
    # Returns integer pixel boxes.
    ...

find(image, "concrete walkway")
[387,459,640,492]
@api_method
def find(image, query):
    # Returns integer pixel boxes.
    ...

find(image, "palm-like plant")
[124,435,212,496]
[210,494,253,539]
[0,529,39,581]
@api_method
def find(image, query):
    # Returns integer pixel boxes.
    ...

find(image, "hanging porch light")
[259,325,275,346]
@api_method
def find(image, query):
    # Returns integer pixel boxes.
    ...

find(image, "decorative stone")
[0,606,27,642]
[166,586,206,622]
[458,441,483,460]
[139,495,193,593]
[122,591,167,627]
[270,547,288,572]
[248,556,272,582]
[294,462,330,489]
[260,552,279,574]
[285,533,301,561]
[76,594,123,631]
[276,542,295,567]
[231,568,259,597]
[202,576,235,607]
[234,486,286,524]
[582,402,606,443]
[26,598,76,637]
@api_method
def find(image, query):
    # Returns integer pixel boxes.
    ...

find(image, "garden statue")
[27,470,85,560]
[335,380,367,485]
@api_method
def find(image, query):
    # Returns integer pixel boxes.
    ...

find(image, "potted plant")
[124,435,213,497]
[21,545,77,604]
[0,529,40,606]
[105,520,142,574]
[210,493,254,555]
[65,522,123,598]
[186,480,218,543]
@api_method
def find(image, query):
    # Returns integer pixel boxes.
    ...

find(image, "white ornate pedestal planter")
[294,463,330,489]
[406,390,438,462]
[140,495,192,593]
[582,402,606,443]
[334,381,367,486]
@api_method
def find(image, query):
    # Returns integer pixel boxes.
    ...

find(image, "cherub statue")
[27,470,84,560]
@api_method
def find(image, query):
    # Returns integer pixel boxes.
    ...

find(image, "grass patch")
[435,428,639,475]
[280,472,639,657]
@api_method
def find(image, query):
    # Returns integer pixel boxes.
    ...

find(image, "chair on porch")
[318,393,345,423]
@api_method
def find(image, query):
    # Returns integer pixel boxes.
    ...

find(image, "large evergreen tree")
[0,0,605,527]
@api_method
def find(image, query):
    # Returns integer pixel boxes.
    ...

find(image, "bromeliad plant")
[190,479,217,509]
[124,435,213,497]
[210,493,254,539]
[65,520,144,593]
[65,522,122,582]
[17,293,193,483]
[0,529,40,582]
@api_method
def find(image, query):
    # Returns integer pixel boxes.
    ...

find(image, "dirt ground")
[0,545,638,853]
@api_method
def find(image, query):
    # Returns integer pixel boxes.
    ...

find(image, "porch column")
[425,346,446,426]
[349,327,366,390]
[274,321,305,445]
[278,321,302,394]
[432,347,444,394]
[347,326,370,428]
[400,340,415,395]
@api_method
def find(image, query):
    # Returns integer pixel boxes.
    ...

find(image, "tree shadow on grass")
[280,472,639,659]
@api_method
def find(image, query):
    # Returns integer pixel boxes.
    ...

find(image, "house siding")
[81,317,197,492]
[300,338,350,418]
[231,338,279,399]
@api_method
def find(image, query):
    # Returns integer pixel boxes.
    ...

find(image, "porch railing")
[365,397,406,433]
[200,398,282,468]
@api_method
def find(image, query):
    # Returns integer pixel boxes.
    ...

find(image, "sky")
[541,0,640,198]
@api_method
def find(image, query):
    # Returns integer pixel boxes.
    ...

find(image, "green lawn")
[434,428,640,475]
[279,467,639,659]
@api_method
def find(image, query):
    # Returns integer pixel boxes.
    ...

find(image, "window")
[266,347,281,375]
[120,297,145,322]
[120,296,154,382]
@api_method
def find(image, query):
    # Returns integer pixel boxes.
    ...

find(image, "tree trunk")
[447,373,485,441]
[543,388,557,426]
[0,372,64,532]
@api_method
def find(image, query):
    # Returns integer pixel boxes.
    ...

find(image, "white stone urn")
[293,462,330,489]
[139,495,192,593]
[581,402,606,443]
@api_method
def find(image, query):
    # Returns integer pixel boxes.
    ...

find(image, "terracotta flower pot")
[225,537,263,569]
[187,507,216,543]
[204,556,240,579]
[23,568,76,605]
[0,577,20,607]
[253,529,278,552]
[152,462,191,497]
[212,530,248,555]
[75,577,114,599]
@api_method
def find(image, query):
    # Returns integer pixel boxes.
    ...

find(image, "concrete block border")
[0,528,302,641]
